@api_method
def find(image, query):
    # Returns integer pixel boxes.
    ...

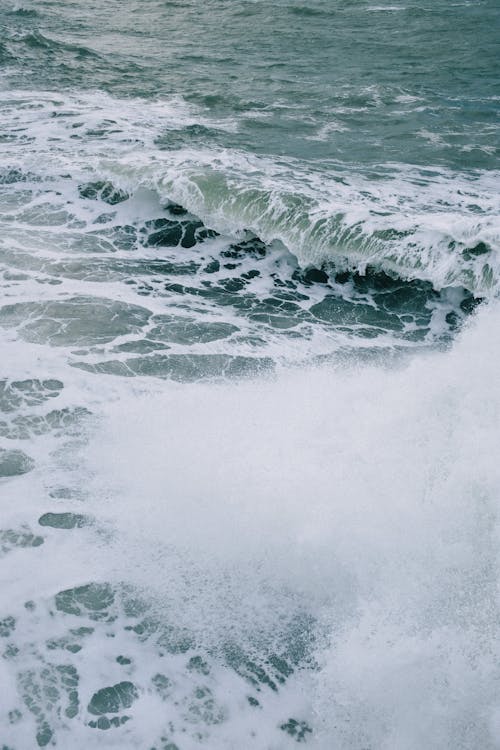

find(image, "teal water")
[3,0,500,167]
[0,1,499,748]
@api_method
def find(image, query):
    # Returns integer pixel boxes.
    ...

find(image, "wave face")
[0,0,499,748]
[0,89,498,295]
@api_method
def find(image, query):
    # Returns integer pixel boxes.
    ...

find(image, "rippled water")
[0,1,499,748]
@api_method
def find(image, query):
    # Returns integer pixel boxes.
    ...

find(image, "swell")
[6,31,102,59]
[287,5,333,17]
[8,7,40,17]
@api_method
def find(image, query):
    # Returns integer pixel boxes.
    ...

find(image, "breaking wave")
[0,89,498,295]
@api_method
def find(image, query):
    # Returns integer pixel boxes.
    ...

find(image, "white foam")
[74,301,500,748]
[1,298,499,748]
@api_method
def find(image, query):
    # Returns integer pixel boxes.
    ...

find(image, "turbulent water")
[0,1,499,748]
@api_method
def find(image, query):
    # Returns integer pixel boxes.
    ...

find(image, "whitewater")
[0,1,499,748]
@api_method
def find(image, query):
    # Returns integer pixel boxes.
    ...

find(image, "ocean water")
[0,1,499,748]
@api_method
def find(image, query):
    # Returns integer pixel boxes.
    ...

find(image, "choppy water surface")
[0,1,499,748]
